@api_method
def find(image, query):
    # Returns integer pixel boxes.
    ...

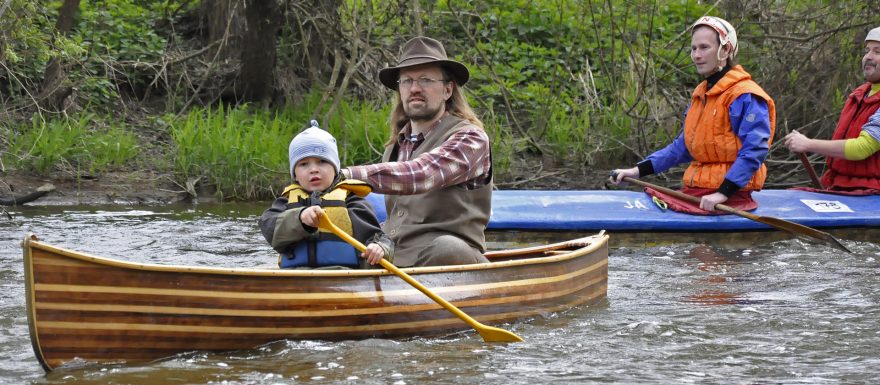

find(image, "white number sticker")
[800,199,853,213]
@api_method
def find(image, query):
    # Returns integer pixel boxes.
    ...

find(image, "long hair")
[386,67,484,147]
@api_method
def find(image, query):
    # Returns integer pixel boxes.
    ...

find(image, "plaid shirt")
[346,120,491,195]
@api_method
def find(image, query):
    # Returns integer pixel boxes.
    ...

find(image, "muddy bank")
[0,171,188,206]
[1,166,629,206]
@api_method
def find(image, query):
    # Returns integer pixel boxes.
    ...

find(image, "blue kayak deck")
[366,190,880,232]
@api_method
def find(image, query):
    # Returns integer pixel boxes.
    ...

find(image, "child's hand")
[299,206,324,228]
[362,243,385,265]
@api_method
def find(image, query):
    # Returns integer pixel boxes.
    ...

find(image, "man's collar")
[398,113,447,143]
[397,122,418,143]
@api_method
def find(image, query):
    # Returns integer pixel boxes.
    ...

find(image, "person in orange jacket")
[610,16,775,214]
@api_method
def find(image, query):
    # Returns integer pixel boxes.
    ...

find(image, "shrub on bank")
[2,114,139,175]
[167,91,390,200]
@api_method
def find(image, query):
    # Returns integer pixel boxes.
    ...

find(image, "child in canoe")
[259,120,393,269]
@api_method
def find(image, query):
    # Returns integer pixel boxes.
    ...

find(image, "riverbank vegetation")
[1,1,876,200]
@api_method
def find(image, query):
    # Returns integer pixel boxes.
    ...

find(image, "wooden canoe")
[22,232,608,371]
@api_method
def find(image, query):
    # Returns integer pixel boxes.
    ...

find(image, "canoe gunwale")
[21,233,609,277]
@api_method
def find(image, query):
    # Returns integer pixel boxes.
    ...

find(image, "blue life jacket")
[280,239,359,268]
[278,180,371,268]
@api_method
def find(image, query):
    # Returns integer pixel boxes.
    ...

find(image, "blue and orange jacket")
[642,65,775,195]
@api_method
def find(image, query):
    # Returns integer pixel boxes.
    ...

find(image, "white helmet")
[867,26,880,43]
[692,16,739,59]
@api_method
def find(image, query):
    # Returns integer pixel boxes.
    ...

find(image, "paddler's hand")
[699,192,728,212]
[783,130,813,153]
[299,206,325,228]
[608,167,639,185]
[362,243,385,265]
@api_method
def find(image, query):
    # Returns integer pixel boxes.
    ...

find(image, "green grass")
[167,91,391,200]
[0,88,648,199]
[2,113,139,174]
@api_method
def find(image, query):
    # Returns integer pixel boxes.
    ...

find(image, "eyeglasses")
[397,77,447,88]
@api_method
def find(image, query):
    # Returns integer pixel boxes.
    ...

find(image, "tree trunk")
[200,0,245,60]
[197,0,245,104]
[237,0,280,103]
[38,0,80,112]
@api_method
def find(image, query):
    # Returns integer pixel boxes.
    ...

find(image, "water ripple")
[2,206,879,384]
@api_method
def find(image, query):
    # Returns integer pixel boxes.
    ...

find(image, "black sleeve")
[637,159,655,177]
[258,196,290,245]
[717,178,741,197]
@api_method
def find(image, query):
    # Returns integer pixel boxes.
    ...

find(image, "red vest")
[821,83,880,190]
[682,65,776,191]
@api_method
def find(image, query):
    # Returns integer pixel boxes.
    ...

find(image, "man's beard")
[404,103,443,122]
[864,59,879,83]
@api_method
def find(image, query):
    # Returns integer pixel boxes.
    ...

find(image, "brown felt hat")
[378,36,470,90]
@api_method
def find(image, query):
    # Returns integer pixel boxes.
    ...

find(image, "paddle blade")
[478,325,525,343]
[755,215,851,253]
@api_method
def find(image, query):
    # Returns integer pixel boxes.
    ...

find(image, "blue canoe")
[366,189,879,245]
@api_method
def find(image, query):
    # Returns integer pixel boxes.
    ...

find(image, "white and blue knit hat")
[288,120,340,178]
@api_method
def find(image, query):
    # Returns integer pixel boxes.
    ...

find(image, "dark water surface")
[1,204,878,384]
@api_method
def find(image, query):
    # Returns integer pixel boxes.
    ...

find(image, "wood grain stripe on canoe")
[35,290,606,366]
[33,258,606,301]
[34,285,605,336]
[33,271,605,319]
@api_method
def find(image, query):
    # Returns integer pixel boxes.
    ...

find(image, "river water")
[1,204,878,384]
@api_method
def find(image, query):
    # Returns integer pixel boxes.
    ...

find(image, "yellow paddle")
[314,212,524,343]
[613,173,851,253]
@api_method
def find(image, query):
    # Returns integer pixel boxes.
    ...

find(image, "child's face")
[293,157,336,192]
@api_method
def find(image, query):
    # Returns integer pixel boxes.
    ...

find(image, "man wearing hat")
[783,26,880,194]
[340,36,492,267]
[610,16,776,214]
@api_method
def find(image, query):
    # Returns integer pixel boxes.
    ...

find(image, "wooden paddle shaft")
[316,217,475,317]
[621,176,747,216]
[617,175,851,252]
[799,152,824,189]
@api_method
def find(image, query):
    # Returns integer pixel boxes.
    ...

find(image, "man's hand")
[362,243,385,265]
[783,131,812,153]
